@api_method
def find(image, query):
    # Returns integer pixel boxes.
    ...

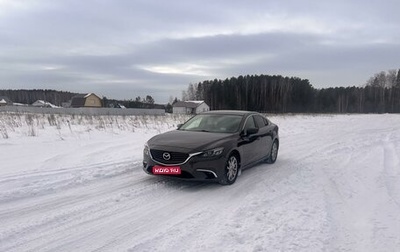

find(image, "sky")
[0,0,399,103]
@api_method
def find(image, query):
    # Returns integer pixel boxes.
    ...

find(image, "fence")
[0,106,165,116]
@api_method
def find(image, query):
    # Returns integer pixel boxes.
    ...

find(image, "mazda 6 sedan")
[142,110,279,185]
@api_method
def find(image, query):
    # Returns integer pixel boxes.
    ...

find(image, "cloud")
[0,0,399,103]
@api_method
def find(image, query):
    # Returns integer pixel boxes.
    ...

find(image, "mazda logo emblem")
[162,152,171,160]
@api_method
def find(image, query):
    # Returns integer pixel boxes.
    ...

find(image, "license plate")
[152,165,181,175]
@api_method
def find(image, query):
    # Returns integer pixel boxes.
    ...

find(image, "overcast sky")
[1,0,399,103]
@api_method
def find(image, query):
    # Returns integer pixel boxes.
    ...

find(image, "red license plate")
[152,166,181,175]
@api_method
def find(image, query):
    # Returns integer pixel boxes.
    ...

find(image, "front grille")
[150,149,189,164]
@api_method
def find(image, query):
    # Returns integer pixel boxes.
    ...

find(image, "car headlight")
[201,147,224,157]
[144,143,150,156]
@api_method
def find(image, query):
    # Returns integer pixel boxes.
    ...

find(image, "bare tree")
[396,69,400,88]
[187,83,196,100]
[181,90,188,101]
[387,69,397,87]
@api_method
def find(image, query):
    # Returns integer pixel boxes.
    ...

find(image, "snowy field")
[0,112,399,252]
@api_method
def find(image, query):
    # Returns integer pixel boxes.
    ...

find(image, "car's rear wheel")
[219,154,239,185]
[266,140,279,164]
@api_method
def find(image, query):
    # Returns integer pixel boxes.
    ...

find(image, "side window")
[244,116,256,130]
[254,115,267,128]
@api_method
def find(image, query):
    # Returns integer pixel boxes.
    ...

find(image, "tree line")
[0,89,163,109]
[102,95,165,109]
[3,69,400,113]
[182,69,400,113]
[0,89,78,106]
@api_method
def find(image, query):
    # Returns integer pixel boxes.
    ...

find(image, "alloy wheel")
[226,155,238,182]
[267,140,279,164]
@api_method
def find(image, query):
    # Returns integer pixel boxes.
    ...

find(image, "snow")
[185,100,204,104]
[32,100,59,108]
[0,113,399,252]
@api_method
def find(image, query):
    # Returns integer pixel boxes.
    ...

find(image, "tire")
[266,140,279,164]
[219,154,239,185]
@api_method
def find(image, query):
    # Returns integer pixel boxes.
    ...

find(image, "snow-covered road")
[1,114,399,251]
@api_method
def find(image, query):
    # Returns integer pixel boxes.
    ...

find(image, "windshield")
[179,114,242,133]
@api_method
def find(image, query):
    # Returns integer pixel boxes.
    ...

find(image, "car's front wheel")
[219,154,239,185]
[266,140,279,164]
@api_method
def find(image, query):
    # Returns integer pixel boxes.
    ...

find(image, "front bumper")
[143,154,227,181]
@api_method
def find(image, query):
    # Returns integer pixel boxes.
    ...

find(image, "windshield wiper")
[179,129,211,132]
[198,129,210,132]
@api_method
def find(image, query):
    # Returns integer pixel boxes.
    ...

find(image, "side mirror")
[246,127,259,135]
[241,127,259,136]
[177,123,183,129]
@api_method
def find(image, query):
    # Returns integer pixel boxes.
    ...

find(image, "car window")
[215,116,242,132]
[254,115,267,128]
[181,116,203,130]
[244,115,256,130]
[180,114,242,133]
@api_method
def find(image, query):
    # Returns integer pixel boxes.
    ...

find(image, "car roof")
[200,110,259,116]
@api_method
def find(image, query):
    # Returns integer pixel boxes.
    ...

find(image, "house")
[0,99,7,106]
[70,93,102,108]
[172,100,210,114]
[0,96,12,106]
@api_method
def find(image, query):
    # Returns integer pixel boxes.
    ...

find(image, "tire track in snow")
[382,133,400,207]
[316,122,400,252]
[0,162,211,252]
[22,180,212,252]
[0,159,135,203]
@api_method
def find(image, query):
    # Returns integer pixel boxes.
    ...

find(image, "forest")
[0,89,161,109]
[0,89,77,106]
[2,69,400,113]
[182,69,400,113]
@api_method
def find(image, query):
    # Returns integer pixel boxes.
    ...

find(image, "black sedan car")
[142,110,279,185]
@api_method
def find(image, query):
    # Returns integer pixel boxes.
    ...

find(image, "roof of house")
[173,101,206,108]
[0,99,7,104]
[70,96,86,107]
[0,96,12,103]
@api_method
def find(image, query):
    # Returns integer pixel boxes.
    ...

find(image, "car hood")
[148,130,233,152]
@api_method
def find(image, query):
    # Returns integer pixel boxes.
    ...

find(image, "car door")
[239,115,263,166]
[253,114,273,160]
